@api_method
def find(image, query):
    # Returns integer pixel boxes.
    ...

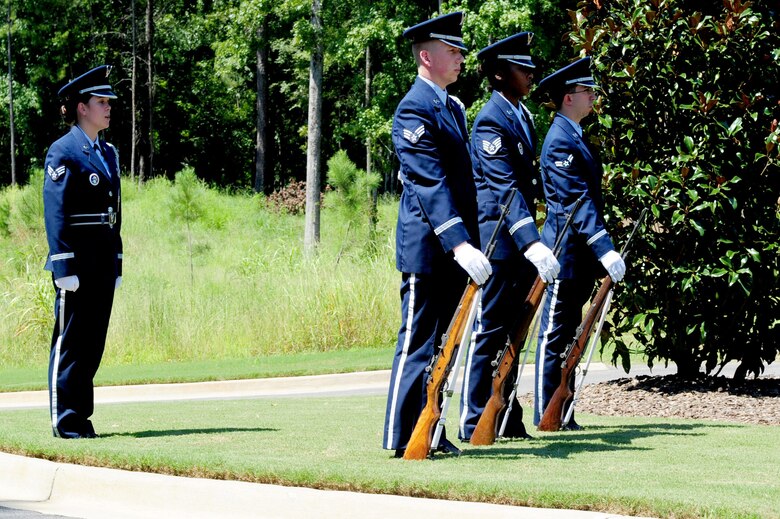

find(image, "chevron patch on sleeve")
[403,124,425,144]
[47,165,66,181]
[482,137,502,155]
[554,154,574,168]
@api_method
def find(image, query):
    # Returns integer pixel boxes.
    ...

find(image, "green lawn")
[1,394,777,519]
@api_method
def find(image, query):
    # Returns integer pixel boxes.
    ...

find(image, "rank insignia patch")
[482,137,502,155]
[89,173,100,186]
[47,165,66,181]
[403,124,425,144]
[554,154,574,168]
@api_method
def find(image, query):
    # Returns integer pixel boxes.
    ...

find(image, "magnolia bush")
[570,0,779,377]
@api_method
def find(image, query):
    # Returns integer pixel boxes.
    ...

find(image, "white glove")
[524,242,560,283]
[115,276,122,289]
[55,275,80,292]
[599,250,626,282]
[453,242,492,285]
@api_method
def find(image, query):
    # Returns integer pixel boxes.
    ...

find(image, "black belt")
[68,209,117,228]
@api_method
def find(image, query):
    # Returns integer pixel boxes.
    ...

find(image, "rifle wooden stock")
[403,281,479,460]
[470,196,586,445]
[537,275,613,431]
[470,277,546,445]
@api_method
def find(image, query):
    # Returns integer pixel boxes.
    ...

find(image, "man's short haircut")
[411,41,435,66]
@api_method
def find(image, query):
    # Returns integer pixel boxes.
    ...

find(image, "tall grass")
[0,177,400,368]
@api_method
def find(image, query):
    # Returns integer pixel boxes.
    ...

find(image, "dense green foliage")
[1,0,576,190]
[570,0,780,377]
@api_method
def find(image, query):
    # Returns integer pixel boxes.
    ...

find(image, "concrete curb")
[0,370,394,409]
[0,452,652,519]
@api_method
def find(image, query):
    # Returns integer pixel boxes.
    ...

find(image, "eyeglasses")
[570,87,595,95]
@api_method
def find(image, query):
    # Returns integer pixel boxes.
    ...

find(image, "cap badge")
[403,124,425,144]
[89,173,100,186]
[481,137,502,155]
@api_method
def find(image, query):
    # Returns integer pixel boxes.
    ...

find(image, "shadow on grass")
[101,426,277,438]
[465,422,738,459]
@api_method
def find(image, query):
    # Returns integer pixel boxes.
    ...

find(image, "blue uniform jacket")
[471,91,542,260]
[393,77,479,273]
[539,114,614,278]
[43,125,123,280]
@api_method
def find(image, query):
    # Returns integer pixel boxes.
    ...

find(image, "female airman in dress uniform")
[43,65,123,439]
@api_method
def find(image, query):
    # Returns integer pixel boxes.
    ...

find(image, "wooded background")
[0,0,576,192]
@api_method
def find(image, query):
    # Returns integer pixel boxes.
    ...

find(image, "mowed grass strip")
[0,396,777,519]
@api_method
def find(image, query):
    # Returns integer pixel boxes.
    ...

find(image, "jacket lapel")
[414,78,466,142]
[556,115,596,168]
[492,93,533,155]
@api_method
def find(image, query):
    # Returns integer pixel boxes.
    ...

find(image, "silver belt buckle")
[108,207,116,228]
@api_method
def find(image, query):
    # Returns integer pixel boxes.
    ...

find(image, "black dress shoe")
[562,422,583,431]
[394,448,405,458]
[435,438,461,456]
[504,431,534,440]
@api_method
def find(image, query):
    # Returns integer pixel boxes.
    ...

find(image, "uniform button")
[109,191,113,196]
[532,179,537,185]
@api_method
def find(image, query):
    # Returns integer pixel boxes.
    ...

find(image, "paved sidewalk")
[0,364,681,519]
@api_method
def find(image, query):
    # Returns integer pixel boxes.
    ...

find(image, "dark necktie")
[94,144,110,177]
[519,107,535,149]
[447,97,467,140]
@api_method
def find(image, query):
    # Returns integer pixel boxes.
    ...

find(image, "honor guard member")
[43,65,123,439]
[383,12,491,458]
[532,57,625,428]
[459,32,560,441]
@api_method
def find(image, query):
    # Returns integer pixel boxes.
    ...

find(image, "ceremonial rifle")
[403,189,516,460]
[537,208,648,432]
[470,196,584,446]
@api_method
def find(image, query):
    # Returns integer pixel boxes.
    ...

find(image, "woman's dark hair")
[59,93,92,126]
[479,58,510,92]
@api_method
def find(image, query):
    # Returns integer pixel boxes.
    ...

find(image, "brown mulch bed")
[571,374,780,426]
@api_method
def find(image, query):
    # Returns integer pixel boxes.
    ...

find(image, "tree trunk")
[254,16,269,194]
[365,45,377,247]
[6,2,15,186]
[130,0,137,180]
[303,0,323,256]
[143,0,154,182]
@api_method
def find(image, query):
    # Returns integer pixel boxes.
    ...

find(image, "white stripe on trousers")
[536,279,560,417]
[385,274,416,449]
[50,289,65,436]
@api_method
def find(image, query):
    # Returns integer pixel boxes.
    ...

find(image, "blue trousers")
[533,276,594,425]
[383,262,467,450]
[48,275,115,438]
[458,259,536,440]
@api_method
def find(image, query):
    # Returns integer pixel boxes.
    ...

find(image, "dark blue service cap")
[57,65,117,99]
[403,12,467,51]
[537,57,597,94]
[477,32,536,69]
